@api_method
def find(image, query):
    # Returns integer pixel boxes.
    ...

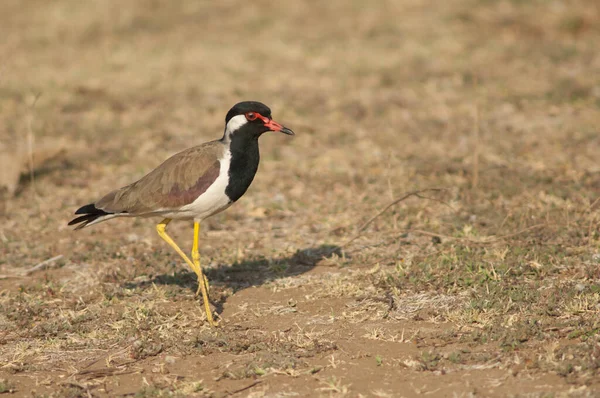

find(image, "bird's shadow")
[125,244,343,315]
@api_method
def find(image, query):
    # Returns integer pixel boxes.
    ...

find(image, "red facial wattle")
[254,113,294,135]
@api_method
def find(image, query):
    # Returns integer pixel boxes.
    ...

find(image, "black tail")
[68,203,112,230]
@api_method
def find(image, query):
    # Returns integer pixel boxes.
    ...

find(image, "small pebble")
[127,233,140,242]
[165,355,176,364]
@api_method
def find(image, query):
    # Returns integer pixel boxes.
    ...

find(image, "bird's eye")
[245,112,257,121]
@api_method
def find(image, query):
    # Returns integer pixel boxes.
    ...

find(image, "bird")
[69,101,294,326]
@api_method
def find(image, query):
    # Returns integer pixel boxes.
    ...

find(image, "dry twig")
[224,380,262,396]
[25,255,64,275]
[341,188,451,248]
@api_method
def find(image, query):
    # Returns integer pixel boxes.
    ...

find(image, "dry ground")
[1,0,600,396]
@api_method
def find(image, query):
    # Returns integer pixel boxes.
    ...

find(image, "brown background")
[1,0,599,396]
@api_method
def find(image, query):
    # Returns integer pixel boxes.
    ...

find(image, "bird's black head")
[223,101,294,140]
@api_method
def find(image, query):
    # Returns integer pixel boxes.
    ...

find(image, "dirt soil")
[1,0,600,397]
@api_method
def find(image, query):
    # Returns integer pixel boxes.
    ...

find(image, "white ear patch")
[225,114,248,139]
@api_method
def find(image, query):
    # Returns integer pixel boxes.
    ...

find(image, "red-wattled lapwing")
[69,101,294,326]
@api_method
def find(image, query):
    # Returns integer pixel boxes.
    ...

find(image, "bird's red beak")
[257,114,294,135]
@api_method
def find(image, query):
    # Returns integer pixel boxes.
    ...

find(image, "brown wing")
[95,140,225,215]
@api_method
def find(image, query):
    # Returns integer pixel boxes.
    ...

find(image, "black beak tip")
[281,127,295,136]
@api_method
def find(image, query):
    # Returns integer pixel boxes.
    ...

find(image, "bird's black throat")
[224,133,260,202]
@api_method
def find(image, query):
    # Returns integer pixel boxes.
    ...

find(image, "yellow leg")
[192,222,215,326]
[156,219,216,326]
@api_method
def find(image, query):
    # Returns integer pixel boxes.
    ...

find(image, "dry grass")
[1,0,600,396]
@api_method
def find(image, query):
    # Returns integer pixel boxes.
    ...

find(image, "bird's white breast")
[174,150,233,221]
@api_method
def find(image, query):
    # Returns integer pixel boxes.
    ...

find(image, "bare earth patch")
[1,0,600,396]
